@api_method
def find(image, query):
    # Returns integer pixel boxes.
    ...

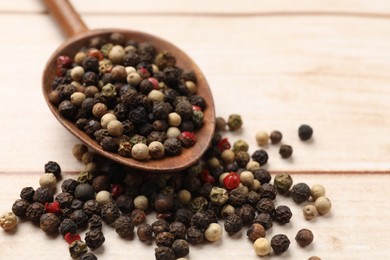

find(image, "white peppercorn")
[250,179,261,192]
[166,127,181,138]
[131,143,149,160]
[125,66,136,74]
[246,161,260,172]
[74,52,87,65]
[148,141,165,159]
[303,204,318,220]
[208,157,220,168]
[314,196,332,215]
[81,151,95,165]
[221,204,235,218]
[134,195,149,211]
[70,92,86,106]
[109,45,125,64]
[127,72,142,85]
[221,150,235,163]
[253,237,271,256]
[177,190,191,205]
[101,113,117,129]
[39,173,57,192]
[107,120,124,136]
[96,191,112,205]
[219,172,229,186]
[70,66,85,81]
[185,81,197,94]
[147,90,164,102]
[255,131,269,146]
[0,212,17,231]
[240,171,254,187]
[204,223,223,242]
[92,103,108,118]
[311,184,326,200]
[168,112,182,127]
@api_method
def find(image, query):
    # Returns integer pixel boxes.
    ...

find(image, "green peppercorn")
[273,173,293,194]
[227,114,243,131]
[69,240,88,259]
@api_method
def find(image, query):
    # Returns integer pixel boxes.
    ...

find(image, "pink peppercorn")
[223,172,240,190]
[111,184,124,199]
[192,105,202,111]
[45,201,61,215]
[179,131,197,147]
[64,232,81,244]
[148,77,159,89]
[217,138,231,152]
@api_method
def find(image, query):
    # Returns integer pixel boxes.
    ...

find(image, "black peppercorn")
[44,161,62,179]
[114,216,134,238]
[137,223,154,241]
[82,56,99,73]
[33,187,54,204]
[154,193,173,213]
[20,187,35,202]
[256,198,275,214]
[69,240,88,259]
[174,208,193,227]
[253,169,271,184]
[70,199,84,211]
[40,213,60,234]
[131,209,146,225]
[12,199,30,217]
[260,183,277,200]
[164,137,182,156]
[152,219,170,235]
[70,209,89,228]
[254,213,273,230]
[235,151,250,168]
[270,130,283,144]
[295,228,314,247]
[171,239,190,258]
[100,202,120,225]
[79,252,98,260]
[237,204,256,225]
[84,120,102,136]
[101,136,119,152]
[298,124,313,141]
[228,188,247,207]
[279,144,293,159]
[55,192,74,208]
[273,205,293,224]
[291,183,311,203]
[83,200,101,217]
[61,179,79,195]
[89,214,103,231]
[59,100,76,119]
[74,183,95,202]
[182,176,201,193]
[26,202,45,222]
[186,226,204,244]
[247,223,266,241]
[115,194,134,213]
[91,175,110,192]
[190,212,210,230]
[247,191,261,207]
[251,149,269,165]
[169,221,187,239]
[224,213,243,235]
[271,234,290,254]
[224,161,239,172]
[155,231,175,247]
[59,218,78,236]
[155,246,175,260]
[85,229,105,249]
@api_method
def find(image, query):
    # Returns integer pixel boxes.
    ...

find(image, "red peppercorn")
[204,174,215,184]
[138,67,149,78]
[57,55,73,68]
[192,105,202,111]
[148,77,159,89]
[111,184,124,199]
[87,48,104,61]
[179,131,197,147]
[64,232,81,244]
[45,201,61,215]
[223,172,240,190]
[217,138,231,152]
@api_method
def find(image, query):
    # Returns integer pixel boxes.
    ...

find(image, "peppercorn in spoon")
[42,0,215,173]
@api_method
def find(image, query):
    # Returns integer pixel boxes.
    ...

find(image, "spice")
[74,183,95,202]
[298,124,313,141]
[314,196,332,215]
[255,131,269,146]
[237,204,256,225]
[251,149,268,165]
[70,209,89,228]
[164,138,182,156]
[152,219,170,236]
[69,240,88,259]
[291,183,311,203]
[148,141,165,159]
[228,188,247,207]
[85,229,105,249]
[273,205,293,224]
[59,218,78,236]
[254,213,273,230]
[40,213,60,234]
[39,173,57,192]
[115,194,134,213]
[0,212,17,231]
[227,114,242,131]
[172,239,190,258]
[20,187,35,202]
[137,223,154,241]
[155,231,175,247]
[253,237,271,256]
[240,170,254,187]
[55,192,73,208]
[215,117,226,132]
[89,214,103,230]
[154,193,173,213]
[209,187,228,205]
[223,172,240,190]
[80,252,98,260]
[61,179,79,194]
[44,161,62,179]
[190,212,210,230]
[186,226,204,244]
[64,232,81,244]
[273,173,293,194]
[270,130,283,144]
[256,198,275,214]
[235,151,250,168]
[101,202,120,224]
[260,183,277,200]
[169,221,187,239]
[33,187,54,204]
[82,200,101,217]
[247,223,265,241]
[308,256,321,260]
[295,228,314,247]
[310,184,326,200]
[131,143,149,160]
[107,120,124,136]
[26,202,45,222]
[303,204,318,220]
[271,234,290,254]
[155,246,175,260]
[224,213,243,235]
[253,168,271,184]
[12,199,30,217]
[279,144,293,158]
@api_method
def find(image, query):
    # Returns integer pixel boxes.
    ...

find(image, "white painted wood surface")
[1,1,390,259]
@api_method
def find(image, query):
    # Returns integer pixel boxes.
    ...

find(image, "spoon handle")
[43,0,89,38]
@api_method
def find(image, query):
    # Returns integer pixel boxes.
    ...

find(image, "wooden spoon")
[42,0,215,173]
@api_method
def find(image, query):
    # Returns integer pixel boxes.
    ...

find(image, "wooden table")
[1,1,390,259]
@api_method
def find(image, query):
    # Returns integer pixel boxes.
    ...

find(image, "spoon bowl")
[42,1,215,173]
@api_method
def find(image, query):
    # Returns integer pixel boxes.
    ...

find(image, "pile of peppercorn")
[49,32,206,161]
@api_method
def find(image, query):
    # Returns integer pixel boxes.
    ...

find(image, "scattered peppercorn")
[271,234,290,254]
[85,229,105,249]
[273,173,293,194]
[279,144,293,159]
[270,130,282,144]
[44,161,62,179]
[314,196,332,215]
[247,223,266,241]
[224,213,243,235]
[255,131,269,146]
[295,228,314,247]
[253,237,271,256]
[291,183,311,203]
[79,252,98,260]
[12,199,30,217]
[69,240,88,259]
[40,213,60,234]
[0,212,17,231]
[303,204,318,220]
[251,149,268,165]
[137,223,154,241]
[227,114,243,131]
[298,124,313,141]
[273,205,293,224]
[254,213,273,230]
